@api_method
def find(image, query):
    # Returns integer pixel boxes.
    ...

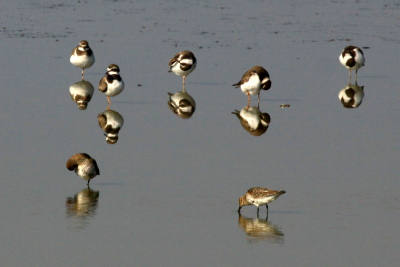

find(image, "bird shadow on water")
[237,212,285,244]
[167,88,196,119]
[97,108,124,144]
[65,187,99,231]
[338,81,365,109]
[232,104,271,136]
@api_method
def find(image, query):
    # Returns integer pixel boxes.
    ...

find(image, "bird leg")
[348,69,351,79]
[107,103,110,110]
[355,69,358,79]
[81,69,85,81]
[107,96,111,105]
[258,93,261,103]
[257,206,260,216]
[183,76,186,86]
[247,92,251,109]
[182,84,186,92]
[266,204,269,214]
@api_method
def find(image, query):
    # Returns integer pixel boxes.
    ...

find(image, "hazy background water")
[0,0,399,266]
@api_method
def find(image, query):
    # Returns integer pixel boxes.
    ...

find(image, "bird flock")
[67,40,366,215]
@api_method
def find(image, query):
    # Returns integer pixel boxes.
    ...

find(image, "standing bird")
[232,66,271,105]
[339,46,365,79]
[70,40,95,80]
[168,50,197,86]
[238,187,285,215]
[66,153,100,186]
[98,64,125,105]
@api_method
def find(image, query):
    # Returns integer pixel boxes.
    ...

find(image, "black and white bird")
[232,66,271,104]
[98,64,125,105]
[168,50,197,86]
[97,109,124,144]
[66,153,100,186]
[70,40,95,80]
[339,46,365,79]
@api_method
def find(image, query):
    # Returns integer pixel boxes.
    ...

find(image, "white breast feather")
[240,74,261,95]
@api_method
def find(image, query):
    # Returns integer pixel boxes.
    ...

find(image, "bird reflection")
[232,105,271,136]
[167,87,196,119]
[238,213,284,244]
[98,109,124,144]
[66,187,99,230]
[338,82,364,108]
[69,80,94,110]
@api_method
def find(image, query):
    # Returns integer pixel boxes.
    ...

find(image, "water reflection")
[238,213,284,244]
[232,106,271,136]
[97,109,124,144]
[167,88,196,119]
[66,187,100,230]
[69,80,94,110]
[338,82,364,108]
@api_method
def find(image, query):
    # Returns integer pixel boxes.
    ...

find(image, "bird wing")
[98,76,108,92]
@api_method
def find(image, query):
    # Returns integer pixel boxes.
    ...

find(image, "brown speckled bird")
[238,187,285,215]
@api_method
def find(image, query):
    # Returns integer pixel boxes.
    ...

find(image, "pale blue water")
[0,0,399,266]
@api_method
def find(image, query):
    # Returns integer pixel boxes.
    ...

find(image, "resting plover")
[70,40,95,79]
[339,46,365,79]
[98,64,125,105]
[69,80,94,110]
[168,50,197,85]
[238,187,285,215]
[66,153,100,186]
[232,106,271,136]
[233,66,271,104]
[167,91,196,119]
[97,109,124,144]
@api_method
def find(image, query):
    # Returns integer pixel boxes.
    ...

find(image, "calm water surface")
[0,0,399,266]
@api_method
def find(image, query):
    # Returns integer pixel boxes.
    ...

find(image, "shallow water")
[1,0,399,266]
